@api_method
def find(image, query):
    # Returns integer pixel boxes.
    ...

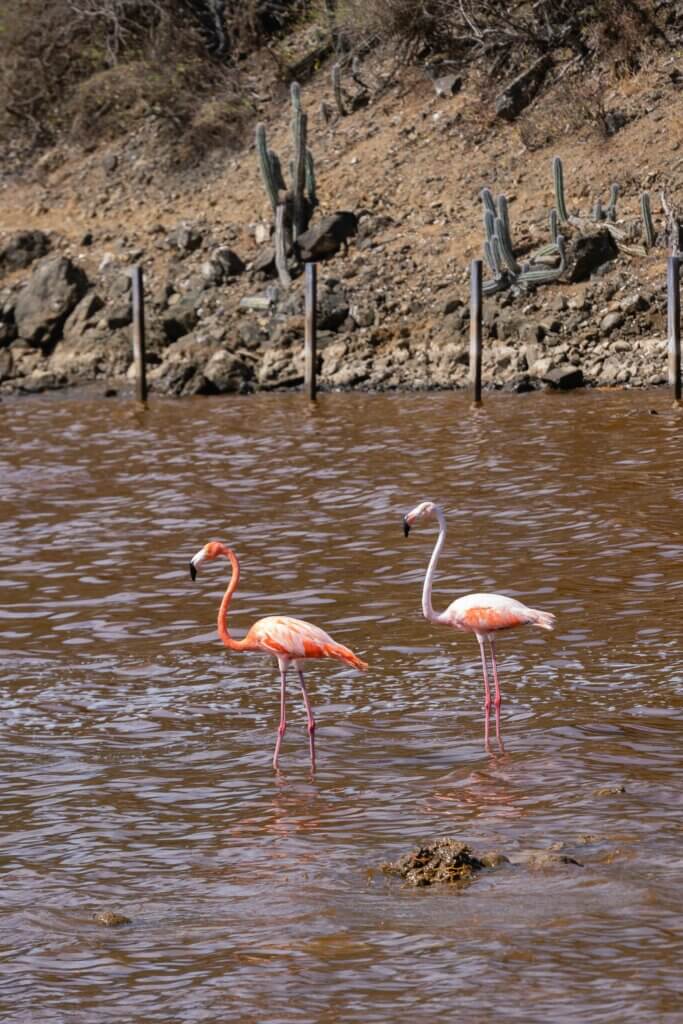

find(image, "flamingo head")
[189,541,227,580]
[403,500,438,537]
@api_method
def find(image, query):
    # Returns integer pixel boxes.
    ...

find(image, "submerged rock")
[93,910,131,927]
[382,837,505,887]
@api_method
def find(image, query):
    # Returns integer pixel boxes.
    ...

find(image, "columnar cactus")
[606,183,619,223]
[255,81,318,286]
[481,185,566,294]
[641,192,655,249]
[332,63,345,117]
[553,156,569,224]
[256,123,279,212]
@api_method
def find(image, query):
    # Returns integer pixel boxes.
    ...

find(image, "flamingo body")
[441,593,555,635]
[189,541,366,770]
[244,615,367,669]
[403,500,555,738]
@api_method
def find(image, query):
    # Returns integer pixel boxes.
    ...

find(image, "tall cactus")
[553,156,569,224]
[518,235,567,287]
[606,183,619,223]
[641,191,655,249]
[332,63,345,117]
[256,123,279,212]
[254,81,317,286]
[291,88,308,239]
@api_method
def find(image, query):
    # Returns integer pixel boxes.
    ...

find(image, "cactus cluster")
[255,82,318,287]
[481,187,566,296]
[552,155,656,253]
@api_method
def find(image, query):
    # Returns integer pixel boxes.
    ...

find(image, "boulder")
[203,350,252,393]
[294,212,358,262]
[0,348,14,381]
[566,230,619,283]
[14,255,89,349]
[0,230,51,275]
[161,298,199,342]
[48,328,133,383]
[542,364,585,390]
[63,292,105,339]
[495,55,552,121]
[167,223,203,254]
[150,336,217,396]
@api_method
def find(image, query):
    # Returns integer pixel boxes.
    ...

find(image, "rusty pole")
[469,259,483,404]
[131,265,147,403]
[668,255,681,402]
[304,261,317,402]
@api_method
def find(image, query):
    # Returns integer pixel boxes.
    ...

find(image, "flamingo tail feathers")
[529,608,555,631]
[322,641,368,671]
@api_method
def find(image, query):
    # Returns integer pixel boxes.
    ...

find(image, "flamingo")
[403,501,555,732]
[189,541,367,771]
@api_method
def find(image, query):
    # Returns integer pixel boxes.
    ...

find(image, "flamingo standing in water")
[403,501,555,738]
[189,541,367,771]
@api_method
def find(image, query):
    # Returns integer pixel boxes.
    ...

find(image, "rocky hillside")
[1,14,682,397]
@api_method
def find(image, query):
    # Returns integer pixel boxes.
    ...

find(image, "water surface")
[1,389,682,1023]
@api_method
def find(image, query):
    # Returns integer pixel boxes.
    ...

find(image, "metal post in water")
[469,259,483,404]
[304,261,317,402]
[668,255,681,402]
[131,265,147,403]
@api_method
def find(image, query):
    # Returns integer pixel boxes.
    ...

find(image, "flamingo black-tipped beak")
[403,515,411,537]
[189,561,197,582]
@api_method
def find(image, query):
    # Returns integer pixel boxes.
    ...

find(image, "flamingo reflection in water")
[190,541,367,771]
[403,500,555,747]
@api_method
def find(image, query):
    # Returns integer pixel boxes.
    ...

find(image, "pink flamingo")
[403,501,555,730]
[190,541,367,771]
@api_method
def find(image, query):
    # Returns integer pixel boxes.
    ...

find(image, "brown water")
[1,389,682,1023]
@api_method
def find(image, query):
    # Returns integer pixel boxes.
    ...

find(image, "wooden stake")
[304,261,317,401]
[131,266,147,403]
[469,259,483,403]
[668,255,681,402]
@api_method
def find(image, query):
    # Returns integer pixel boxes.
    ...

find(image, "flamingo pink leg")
[477,635,492,711]
[297,667,316,771]
[273,660,288,770]
[488,636,502,708]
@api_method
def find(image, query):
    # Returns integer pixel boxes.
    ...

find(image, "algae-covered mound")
[383,837,504,888]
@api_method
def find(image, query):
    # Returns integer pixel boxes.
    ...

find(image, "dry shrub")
[0,0,256,155]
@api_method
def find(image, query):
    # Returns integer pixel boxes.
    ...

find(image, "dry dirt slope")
[1,43,682,395]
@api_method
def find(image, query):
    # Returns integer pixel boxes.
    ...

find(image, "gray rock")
[294,212,358,262]
[495,55,552,121]
[49,328,133,383]
[150,337,217,396]
[0,348,14,381]
[250,246,277,278]
[600,311,624,333]
[567,230,619,282]
[0,230,51,275]
[168,223,203,254]
[203,350,251,393]
[101,153,118,174]
[62,292,105,339]
[542,364,585,389]
[433,74,462,97]
[161,299,199,342]
[14,255,89,349]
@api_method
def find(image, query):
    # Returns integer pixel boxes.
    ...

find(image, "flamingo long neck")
[217,546,250,651]
[422,507,447,624]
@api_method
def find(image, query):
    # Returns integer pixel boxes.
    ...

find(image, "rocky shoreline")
[0,220,671,400]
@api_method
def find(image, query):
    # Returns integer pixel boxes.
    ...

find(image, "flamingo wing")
[247,616,335,659]
[246,616,368,669]
[443,593,549,634]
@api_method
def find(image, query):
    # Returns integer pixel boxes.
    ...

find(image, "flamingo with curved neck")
[403,501,555,742]
[190,541,367,771]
